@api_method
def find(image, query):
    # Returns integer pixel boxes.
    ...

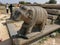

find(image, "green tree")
[46,0,57,4]
[33,2,38,4]
[19,1,26,4]
[26,2,31,4]
[19,1,31,4]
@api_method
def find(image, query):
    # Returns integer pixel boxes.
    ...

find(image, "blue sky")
[0,0,60,4]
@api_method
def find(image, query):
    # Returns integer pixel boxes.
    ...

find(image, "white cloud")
[57,0,60,4]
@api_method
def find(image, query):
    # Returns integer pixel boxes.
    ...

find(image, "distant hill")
[0,2,5,6]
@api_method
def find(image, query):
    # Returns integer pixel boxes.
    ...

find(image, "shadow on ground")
[0,38,12,45]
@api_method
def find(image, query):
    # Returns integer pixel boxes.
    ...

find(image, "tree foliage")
[19,1,31,4]
[33,2,38,4]
[46,0,57,4]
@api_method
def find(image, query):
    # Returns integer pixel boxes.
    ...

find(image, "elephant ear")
[26,10,33,19]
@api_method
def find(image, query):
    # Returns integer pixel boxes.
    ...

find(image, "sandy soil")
[0,14,10,41]
[31,34,60,45]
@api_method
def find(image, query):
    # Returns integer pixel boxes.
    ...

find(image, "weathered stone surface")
[46,9,60,15]
[25,4,60,9]
[13,24,60,45]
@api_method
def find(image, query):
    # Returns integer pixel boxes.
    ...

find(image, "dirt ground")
[41,35,60,45]
[30,33,60,45]
[0,14,10,41]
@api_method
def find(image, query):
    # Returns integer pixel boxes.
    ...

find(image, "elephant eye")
[27,10,33,19]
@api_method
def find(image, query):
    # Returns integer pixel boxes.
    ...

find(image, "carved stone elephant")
[12,6,48,34]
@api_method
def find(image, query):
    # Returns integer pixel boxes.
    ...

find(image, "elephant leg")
[26,22,36,34]
[40,22,45,33]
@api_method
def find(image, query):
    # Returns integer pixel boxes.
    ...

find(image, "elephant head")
[12,6,33,23]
